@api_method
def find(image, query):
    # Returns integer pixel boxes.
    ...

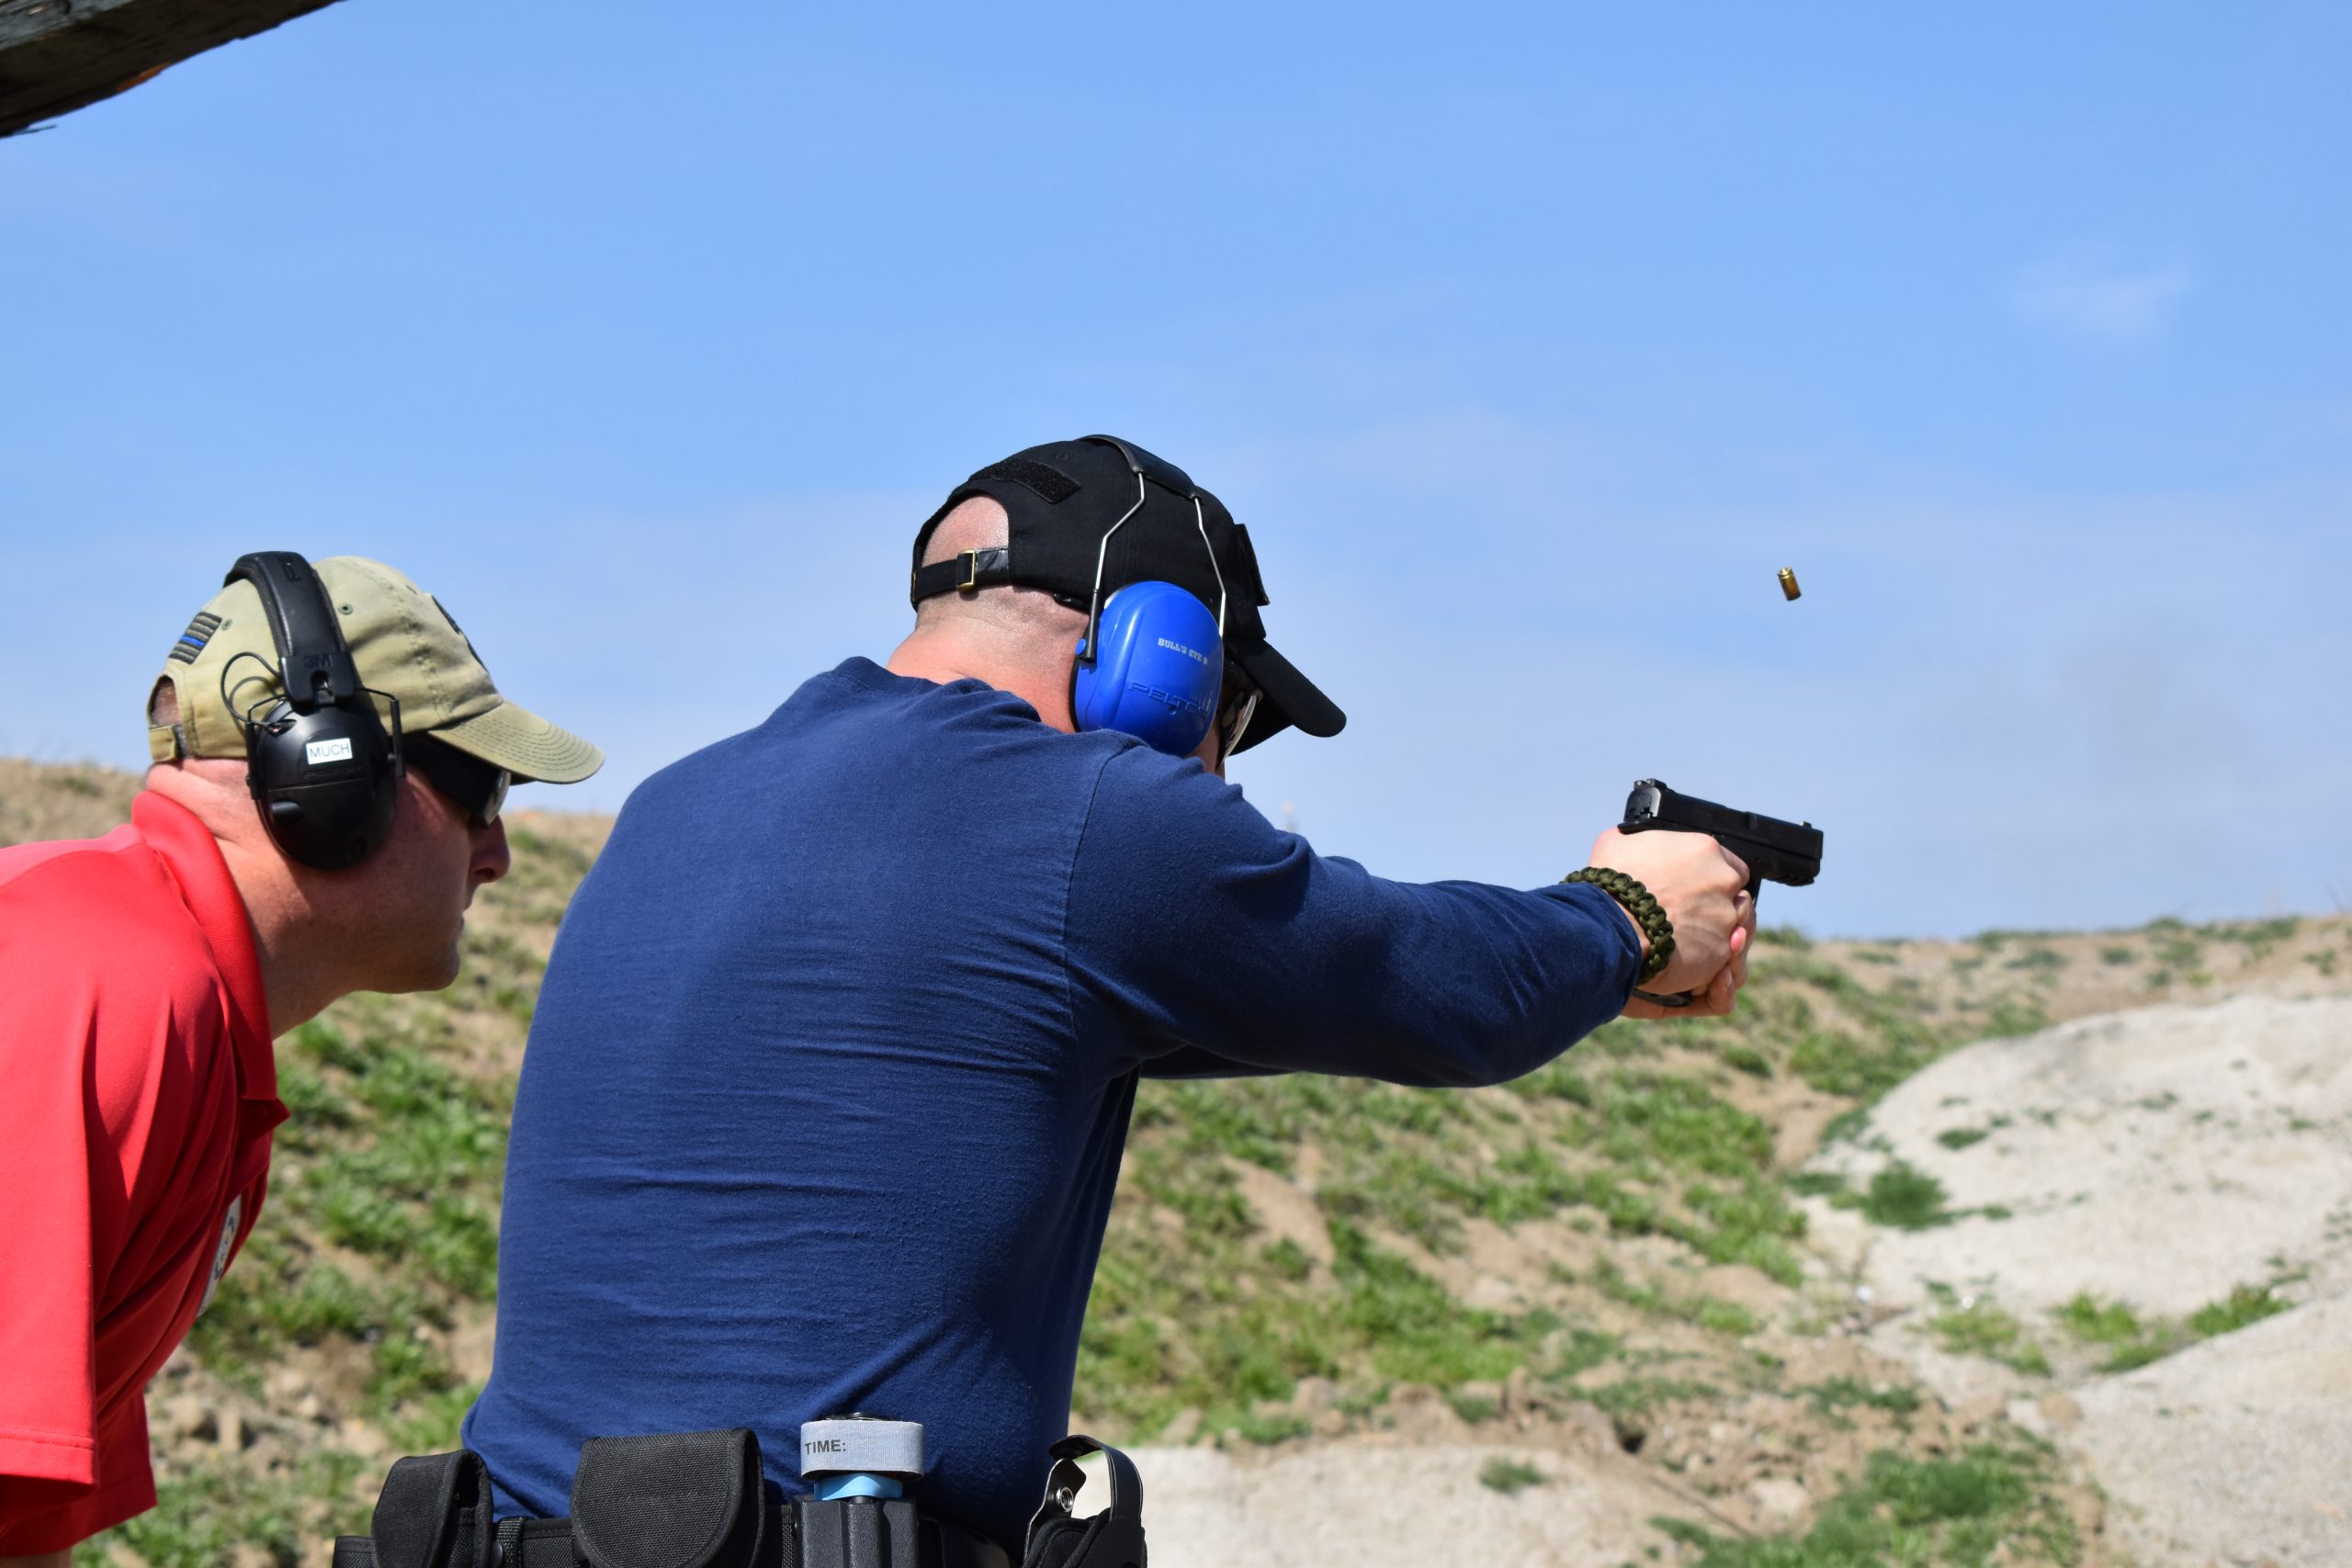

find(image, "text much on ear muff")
[1071,581,1223,758]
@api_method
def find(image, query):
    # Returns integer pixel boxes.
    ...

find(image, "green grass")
[1478,1457,1548,1495]
[1446,1388,1500,1423]
[1076,1126,1600,1439]
[1983,998,2050,1038]
[1227,1407,1313,1445]
[1332,1221,1547,1386]
[1657,1442,2080,1567]
[2054,1292,2184,1371]
[1771,958,1950,1103]
[2052,1292,2140,1345]
[2188,1284,2291,1338]
[2041,1282,2295,1378]
[1592,1264,1761,1337]
[2222,916,2301,958]
[1586,1376,1720,1416]
[1289,1060,1815,1284]
[74,1449,372,1568]
[1931,1301,2051,1376]
[1857,1164,1954,1230]
[1803,1378,1922,1416]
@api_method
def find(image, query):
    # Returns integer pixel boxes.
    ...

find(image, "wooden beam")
[0,0,348,138]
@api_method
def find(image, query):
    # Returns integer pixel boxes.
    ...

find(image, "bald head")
[910,495,1086,649]
[887,495,1085,732]
[889,496,1231,773]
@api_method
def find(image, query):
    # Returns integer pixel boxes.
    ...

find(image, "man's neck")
[886,633,1076,733]
[145,767,345,1035]
[213,837,347,1035]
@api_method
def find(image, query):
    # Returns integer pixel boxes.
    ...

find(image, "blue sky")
[3,1,2345,937]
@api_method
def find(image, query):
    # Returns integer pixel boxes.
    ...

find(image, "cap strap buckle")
[957,549,982,592]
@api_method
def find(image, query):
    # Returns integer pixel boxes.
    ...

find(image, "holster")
[332,1428,1010,1568]
[1018,1437,1145,1568]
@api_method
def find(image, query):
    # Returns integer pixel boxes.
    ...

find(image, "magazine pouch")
[571,1427,771,1568]
[330,1449,497,1568]
[1018,1436,1144,1568]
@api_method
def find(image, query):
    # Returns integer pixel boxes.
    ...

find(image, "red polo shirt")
[0,793,286,1554]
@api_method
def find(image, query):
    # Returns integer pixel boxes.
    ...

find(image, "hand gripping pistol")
[1619,779,1824,1007]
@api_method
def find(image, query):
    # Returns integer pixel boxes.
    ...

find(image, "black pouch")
[1018,1436,1144,1568]
[332,1450,496,1568]
[571,1427,775,1568]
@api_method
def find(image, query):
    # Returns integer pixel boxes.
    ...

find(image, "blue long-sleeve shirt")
[462,658,1639,1549]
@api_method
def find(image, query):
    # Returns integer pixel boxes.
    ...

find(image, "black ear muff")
[242,695,402,869]
[224,552,404,871]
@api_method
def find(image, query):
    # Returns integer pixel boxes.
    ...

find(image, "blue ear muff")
[1072,581,1223,757]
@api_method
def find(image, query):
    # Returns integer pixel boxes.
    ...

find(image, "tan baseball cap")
[147,555,604,785]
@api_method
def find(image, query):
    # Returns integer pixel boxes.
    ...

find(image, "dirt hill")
[9,760,2346,1568]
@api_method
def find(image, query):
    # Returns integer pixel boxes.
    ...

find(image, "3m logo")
[306,738,356,765]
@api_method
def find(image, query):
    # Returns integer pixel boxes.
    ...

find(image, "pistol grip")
[1633,877,1759,1010]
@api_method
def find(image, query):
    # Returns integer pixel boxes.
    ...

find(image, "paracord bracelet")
[1561,866,1675,985]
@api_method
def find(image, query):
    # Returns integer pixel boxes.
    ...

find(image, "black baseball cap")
[910,434,1344,752]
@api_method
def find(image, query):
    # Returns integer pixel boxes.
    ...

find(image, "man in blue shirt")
[463,435,1755,1552]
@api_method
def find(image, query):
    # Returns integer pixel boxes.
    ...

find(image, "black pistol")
[1618,779,1824,1006]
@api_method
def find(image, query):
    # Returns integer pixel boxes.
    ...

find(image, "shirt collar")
[132,792,279,1108]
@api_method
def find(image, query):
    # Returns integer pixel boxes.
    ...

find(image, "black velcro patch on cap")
[167,612,223,665]
[972,457,1080,504]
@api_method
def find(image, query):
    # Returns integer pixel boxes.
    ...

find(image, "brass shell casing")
[1778,567,1801,601]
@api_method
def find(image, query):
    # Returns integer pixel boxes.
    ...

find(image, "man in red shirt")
[0,553,603,1563]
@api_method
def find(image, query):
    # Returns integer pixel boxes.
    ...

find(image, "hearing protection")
[1067,436,1229,758]
[220,550,406,870]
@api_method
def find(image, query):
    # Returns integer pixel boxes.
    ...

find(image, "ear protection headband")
[220,551,405,870]
[1069,436,1231,758]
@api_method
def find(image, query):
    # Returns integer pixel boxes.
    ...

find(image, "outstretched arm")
[1067,749,1647,1088]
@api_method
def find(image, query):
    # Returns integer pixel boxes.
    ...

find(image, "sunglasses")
[1216,663,1261,761]
[405,735,511,828]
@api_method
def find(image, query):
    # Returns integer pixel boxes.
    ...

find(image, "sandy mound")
[1818,995,2352,1565]
[1131,1441,1682,1568]
[1826,994,2352,1320]
[2064,1292,2352,1567]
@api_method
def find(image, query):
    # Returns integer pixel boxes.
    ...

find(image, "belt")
[329,1428,1141,1568]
